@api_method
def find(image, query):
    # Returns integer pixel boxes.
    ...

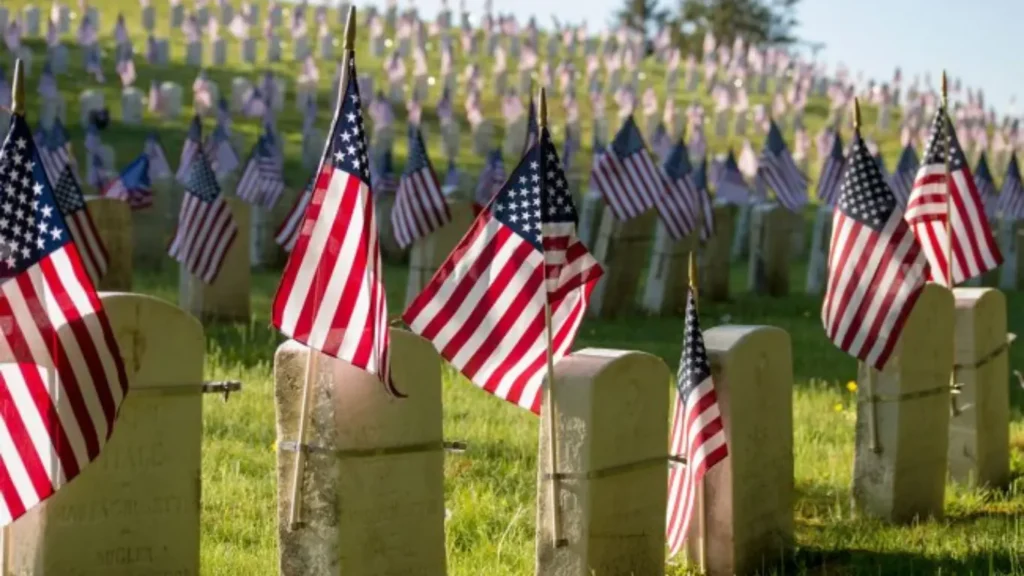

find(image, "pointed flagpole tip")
[941,70,948,107]
[343,6,357,51]
[688,250,697,292]
[11,59,25,116]
[538,87,547,130]
[853,98,861,130]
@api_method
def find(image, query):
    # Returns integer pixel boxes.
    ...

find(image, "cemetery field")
[134,265,1024,576]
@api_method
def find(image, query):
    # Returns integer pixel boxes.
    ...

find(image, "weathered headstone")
[156,39,171,65]
[212,38,227,66]
[747,202,795,297]
[171,3,185,27]
[55,4,70,33]
[730,201,753,262]
[274,331,447,576]
[588,208,656,318]
[142,5,156,31]
[692,325,794,576]
[788,207,807,260]
[804,204,833,295]
[132,181,175,270]
[267,35,282,62]
[852,283,953,522]
[196,5,210,26]
[78,89,105,127]
[269,3,283,27]
[242,37,257,63]
[23,5,40,37]
[179,197,251,323]
[302,128,325,170]
[49,44,69,74]
[159,81,183,119]
[186,41,204,67]
[121,87,144,125]
[39,94,66,129]
[85,6,99,29]
[535,347,669,576]
[4,292,206,576]
[83,197,132,292]
[320,33,333,60]
[948,288,1011,489]
[640,222,692,315]
[404,201,475,308]
[998,220,1022,289]
[698,202,736,302]
[0,7,9,34]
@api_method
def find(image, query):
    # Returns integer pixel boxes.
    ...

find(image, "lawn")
[3,0,1023,573]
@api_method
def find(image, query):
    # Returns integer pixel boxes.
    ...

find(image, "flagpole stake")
[286,5,358,532]
[940,71,961,417]
[687,251,708,571]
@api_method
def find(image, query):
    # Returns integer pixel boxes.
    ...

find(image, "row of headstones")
[0,4,85,38]
[4,281,1010,575]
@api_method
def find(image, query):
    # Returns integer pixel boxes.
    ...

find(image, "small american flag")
[175,115,203,184]
[760,120,808,212]
[816,131,845,207]
[236,136,285,209]
[998,154,1024,221]
[904,108,1001,285]
[274,178,313,253]
[204,123,240,177]
[103,154,153,210]
[168,149,238,284]
[590,116,660,221]
[144,133,172,180]
[0,112,128,529]
[403,127,603,413]
[36,119,73,188]
[52,165,109,286]
[666,288,728,558]
[242,86,268,119]
[713,150,751,206]
[888,143,919,209]
[656,140,703,241]
[474,147,505,210]
[973,152,998,221]
[391,125,451,249]
[370,149,399,196]
[116,52,137,88]
[822,132,928,370]
[522,94,539,158]
[271,55,396,393]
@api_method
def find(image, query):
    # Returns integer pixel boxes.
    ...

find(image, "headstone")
[852,283,953,522]
[998,219,1022,289]
[85,197,133,292]
[121,87,144,124]
[212,38,227,66]
[156,39,171,65]
[804,204,833,295]
[78,89,105,127]
[698,202,736,302]
[788,206,807,260]
[220,2,234,24]
[375,190,405,262]
[588,208,656,318]
[49,44,69,74]
[159,81,183,119]
[320,34,333,60]
[404,201,475,308]
[694,325,794,576]
[230,77,253,112]
[269,3,283,27]
[39,94,66,129]
[186,40,203,67]
[730,201,752,261]
[3,293,205,576]
[0,7,8,34]
[948,288,1011,489]
[294,36,310,60]
[535,348,669,576]
[179,197,251,322]
[23,5,40,37]
[133,180,176,270]
[237,37,255,63]
[640,222,692,315]
[502,117,527,161]
[274,331,447,575]
[196,5,210,26]
[268,36,282,62]
[17,47,34,78]
[85,6,99,29]
[56,4,70,33]
[173,2,187,28]
[302,128,325,170]
[746,202,795,297]
[142,5,156,30]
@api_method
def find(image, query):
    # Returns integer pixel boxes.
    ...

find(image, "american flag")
[103,154,153,210]
[175,115,203,184]
[888,143,919,209]
[84,47,104,83]
[168,149,238,284]
[666,288,728,558]
[474,147,506,211]
[822,132,929,370]
[116,51,136,87]
[904,108,1001,285]
[521,94,539,158]
[271,55,396,393]
[274,178,313,253]
[370,148,399,196]
[236,136,285,209]
[973,152,998,220]
[36,119,73,188]
[204,123,240,177]
[144,133,172,180]
[402,127,603,413]
[760,120,808,212]
[242,86,268,119]
[590,115,661,222]
[713,149,751,206]
[0,112,128,529]
[52,165,109,287]
[998,154,1024,220]
[816,131,845,206]
[656,140,703,241]
[391,125,451,249]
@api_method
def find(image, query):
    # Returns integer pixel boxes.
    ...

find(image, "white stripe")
[0,407,40,516]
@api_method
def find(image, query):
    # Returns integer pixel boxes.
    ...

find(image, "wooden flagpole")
[286,7,356,532]
[538,87,566,548]
[940,71,962,417]
[1,58,25,576]
[690,150,707,572]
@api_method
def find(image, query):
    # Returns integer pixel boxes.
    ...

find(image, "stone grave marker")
[294,36,310,61]
[269,3,283,27]
[55,4,70,33]
[302,127,325,171]
[693,325,794,576]
[998,219,1022,289]
[78,89,104,127]
[242,37,257,64]
[156,39,171,65]
[320,33,333,60]
[588,208,656,318]
[0,7,8,34]
[267,35,283,62]
[86,6,100,29]
[374,190,405,263]
[179,197,251,323]
[535,348,669,576]
[698,202,736,302]
[23,5,40,36]
[220,2,234,25]
[212,38,227,66]
[132,181,176,271]
[948,288,1011,489]
[49,44,69,74]
[121,87,144,125]
[788,206,807,260]
[4,292,205,576]
[640,221,692,315]
[404,201,475,308]
[186,41,203,66]
[274,330,447,576]
[730,200,753,262]
[159,82,183,119]
[172,3,186,27]
[747,202,796,297]
[196,5,210,26]
[852,283,953,522]
[39,93,66,129]
[502,116,527,161]
[804,204,833,295]
[85,196,132,292]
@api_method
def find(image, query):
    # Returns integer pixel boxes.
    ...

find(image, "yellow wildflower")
[846,381,858,393]
[833,403,844,413]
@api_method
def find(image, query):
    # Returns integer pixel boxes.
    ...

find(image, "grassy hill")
[2,1,1022,574]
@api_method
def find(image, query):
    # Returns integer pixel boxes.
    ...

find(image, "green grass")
[4,0,1023,573]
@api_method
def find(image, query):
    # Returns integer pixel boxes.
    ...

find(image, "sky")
[382,0,1024,114]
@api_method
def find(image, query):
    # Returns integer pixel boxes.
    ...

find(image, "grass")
[3,0,1022,573]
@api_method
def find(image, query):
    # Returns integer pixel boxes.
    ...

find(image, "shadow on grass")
[790,547,1021,576]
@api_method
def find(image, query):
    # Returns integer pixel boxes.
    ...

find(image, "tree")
[671,0,801,54]
[616,0,670,42]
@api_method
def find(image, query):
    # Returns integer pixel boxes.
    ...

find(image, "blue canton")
[663,140,694,180]
[328,58,371,185]
[0,115,72,278]
[404,127,432,176]
[922,109,967,169]
[764,120,790,155]
[838,135,896,232]
[676,290,710,403]
[974,152,993,184]
[53,165,86,214]
[611,116,647,158]
[186,151,222,203]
